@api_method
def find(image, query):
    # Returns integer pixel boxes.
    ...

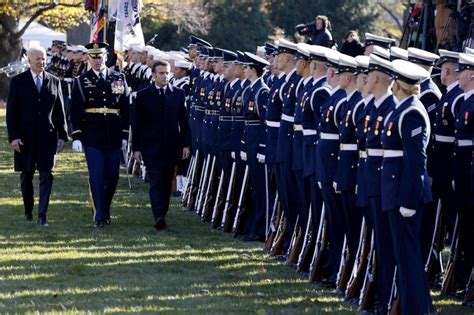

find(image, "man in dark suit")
[70,42,130,228]
[132,60,191,230]
[6,46,68,226]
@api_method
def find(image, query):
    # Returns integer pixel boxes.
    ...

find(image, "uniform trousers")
[148,165,175,221]
[84,146,121,223]
[388,207,434,315]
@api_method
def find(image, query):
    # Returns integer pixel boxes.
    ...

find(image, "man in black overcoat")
[6,46,68,226]
[132,60,191,230]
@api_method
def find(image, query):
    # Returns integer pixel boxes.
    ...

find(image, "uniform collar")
[313,75,326,86]
[464,89,474,100]
[250,77,262,88]
[285,68,297,82]
[173,76,189,87]
[345,89,358,101]
[364,95,374,106]
[303,76,312,85]
[446,80,458,92]
[230,78,240,87]
[374,92,392,108]
[92,68,107,79]
[278,72,285,79]
[330,85,341,96]
[395,95,414,109]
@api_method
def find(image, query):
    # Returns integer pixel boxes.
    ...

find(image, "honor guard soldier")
[452,53,474,291]
[302,45,331,241]
[262,43,278,88]
[293,43,314,232]
[353,56,374,234]
[363,33,396,56]
[333,53,363,285]
[275,39,302,253]
[407,47,442,124]
[264,45,286,238]
[238,52,270,241]
[316,50,346,287]
[70,42,130,227]
[423,49,463,266]
[383,59,434,315]
[364,53,396,313]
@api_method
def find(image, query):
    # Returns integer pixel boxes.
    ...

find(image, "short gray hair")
[27,46,47,58]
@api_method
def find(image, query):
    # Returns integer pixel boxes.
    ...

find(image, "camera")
[295,21,316,36]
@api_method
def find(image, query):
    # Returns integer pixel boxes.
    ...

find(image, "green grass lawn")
[0,107,470,314]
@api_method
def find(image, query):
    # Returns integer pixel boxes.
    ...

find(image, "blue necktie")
[35,75,42,93]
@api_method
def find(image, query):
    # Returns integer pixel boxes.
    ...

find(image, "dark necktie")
[35,75,42,93]
[99,72,105,82]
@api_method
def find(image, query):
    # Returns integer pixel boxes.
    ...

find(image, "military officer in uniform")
[383,59,434,315]
[70,42,130,227]
[364,53,396,312]
[239,52,270,241]
[7,46,68,226]
[363,33,395,56]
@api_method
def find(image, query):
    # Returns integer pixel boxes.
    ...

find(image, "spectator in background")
[340,30,364,57]
[311,15,333,47]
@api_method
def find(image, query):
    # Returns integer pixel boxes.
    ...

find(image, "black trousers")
[20,170,53,219]
[148,165,175,221]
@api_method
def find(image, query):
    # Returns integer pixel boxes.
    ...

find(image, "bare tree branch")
[377,1,403,32]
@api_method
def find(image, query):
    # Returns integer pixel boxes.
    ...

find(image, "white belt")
[457,140,473,147]
[434,135,455,143]
[294,124,303,131]
[359,150,367,158]
[366,148,383,157]
[266,120,281,128]
[383,150,404,158]
[303,129,317,136]
[340,143,358,151]
[319,132,339,140]
[281,114,295,123]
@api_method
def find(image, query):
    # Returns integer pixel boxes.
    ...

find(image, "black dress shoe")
[273,254,289,262]
[154,217,167,230]
[24,214,33,222]
[105,218,112,225]
[37,218,48,227]
[172,191,182,198]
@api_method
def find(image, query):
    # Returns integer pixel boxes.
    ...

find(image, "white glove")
[317,181,322,189]
[240,151,247,161]
[257,153,266,164]
[231,152,236,160]
[122,139,128,151]
[399,207,416,218]
[452,180,455,191]
[72,140,83,153]
[333,181,341,194]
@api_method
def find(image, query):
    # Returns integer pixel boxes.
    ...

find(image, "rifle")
[425,199,444,281]
[201,155,218,222]
[269,211,287,257]
[211,169,225,228]
[287,222,304,266]
[441,214,460,296]
[345,218,369,302]
[463,270,474,306]
[388,266,401,315]
[296,207,314,272]
[181,153,195,207]
[232,164,250,236]
[264,193,280,252]
[195,154,210,216]
[309,205,328,283]
[187,150,201,210]
[336,235,353,295]
[264,164,270,237]
[358,231,376,311]
[221,161,237,232]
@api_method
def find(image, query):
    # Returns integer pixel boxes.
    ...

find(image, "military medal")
[374,116,383,136]
[364,115,370,133]
[345,110,351,127]
[464,112,469,125]
[443,119,448,126]
[441,102,447,118]
[249,101,255,112]
[387,121,393,136]
[326,105,333,123]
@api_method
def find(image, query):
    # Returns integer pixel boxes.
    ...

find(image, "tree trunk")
[0,14,23,101]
